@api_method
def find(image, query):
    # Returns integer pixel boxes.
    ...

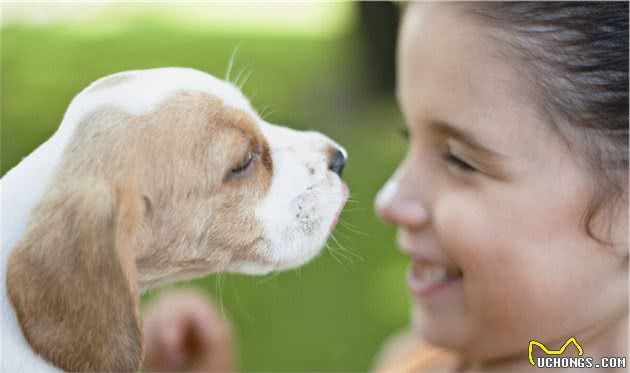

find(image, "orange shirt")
[376,343,461,373]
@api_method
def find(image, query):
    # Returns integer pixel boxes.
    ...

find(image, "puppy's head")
[7,68,348,371]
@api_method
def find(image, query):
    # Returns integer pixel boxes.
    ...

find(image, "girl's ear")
[7,178,143,372]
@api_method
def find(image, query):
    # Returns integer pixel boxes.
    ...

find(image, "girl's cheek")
[432,191,595,357]
[432,192,546,353]
[432,191,496,279]
[433,192,501,316]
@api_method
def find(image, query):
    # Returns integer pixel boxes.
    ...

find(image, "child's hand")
[142,289,235,372]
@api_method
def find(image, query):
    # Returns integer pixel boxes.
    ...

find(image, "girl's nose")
[375,178,428,230]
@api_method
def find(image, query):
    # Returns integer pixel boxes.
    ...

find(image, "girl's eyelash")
[442,152,477,173]
[397,127,477,173]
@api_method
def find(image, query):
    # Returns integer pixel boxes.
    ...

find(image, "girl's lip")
[406,262,463,298]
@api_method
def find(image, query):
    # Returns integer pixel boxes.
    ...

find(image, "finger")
[159,325,185,369]
[192,317,234,372]
[142,289,236,372]
[176,306,234,372]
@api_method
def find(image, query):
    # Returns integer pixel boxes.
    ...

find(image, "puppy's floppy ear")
[7,178,143,372]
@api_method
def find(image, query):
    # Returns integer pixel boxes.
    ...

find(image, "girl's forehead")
[398,4,510,104]
[397,3,569,167]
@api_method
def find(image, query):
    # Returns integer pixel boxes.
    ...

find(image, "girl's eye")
[232,151,255,174]
[442,152,477,173]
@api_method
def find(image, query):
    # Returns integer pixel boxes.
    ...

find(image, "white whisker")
[257,271,281,285]
[331,233,363,262]
[237,68,253,89]
[343,207,364,211]
[325,242,344,265]
[215,272,226,317]
[224,45,240,83]
[339,218,368,236]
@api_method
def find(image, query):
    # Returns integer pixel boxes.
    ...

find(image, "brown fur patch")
[7,91,273,371]
[7,180,143,372]
[261,141,274,175]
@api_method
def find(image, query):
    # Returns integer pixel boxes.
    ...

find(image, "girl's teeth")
[417,262,461,284]
[421,265,447,283]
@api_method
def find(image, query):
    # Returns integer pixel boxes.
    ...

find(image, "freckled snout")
[327,148,347,177]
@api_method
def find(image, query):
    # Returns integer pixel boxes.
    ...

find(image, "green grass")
[2,17,410,372]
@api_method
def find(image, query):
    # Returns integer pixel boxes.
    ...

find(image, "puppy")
[1,67,348,372]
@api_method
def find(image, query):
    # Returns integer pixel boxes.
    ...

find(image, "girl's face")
[376,3,628,361]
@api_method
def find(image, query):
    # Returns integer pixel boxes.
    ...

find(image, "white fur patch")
[254,123,347,270]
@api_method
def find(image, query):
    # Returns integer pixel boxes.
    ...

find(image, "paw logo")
[528,337,583,366]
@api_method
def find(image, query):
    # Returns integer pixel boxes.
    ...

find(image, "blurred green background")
[1,3,410,371]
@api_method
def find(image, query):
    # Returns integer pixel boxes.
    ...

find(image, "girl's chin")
[411,304,471,351]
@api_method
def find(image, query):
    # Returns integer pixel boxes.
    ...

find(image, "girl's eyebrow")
[430,120,506,159]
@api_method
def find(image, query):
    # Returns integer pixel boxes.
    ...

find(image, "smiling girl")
[374,2,628,372]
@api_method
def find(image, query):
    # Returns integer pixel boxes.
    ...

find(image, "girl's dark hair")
[458,2,629,244]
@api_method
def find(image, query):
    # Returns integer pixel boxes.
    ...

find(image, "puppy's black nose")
[328,148,347,177]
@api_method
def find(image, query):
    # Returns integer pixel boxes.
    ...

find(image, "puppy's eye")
[231,151,255,174]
